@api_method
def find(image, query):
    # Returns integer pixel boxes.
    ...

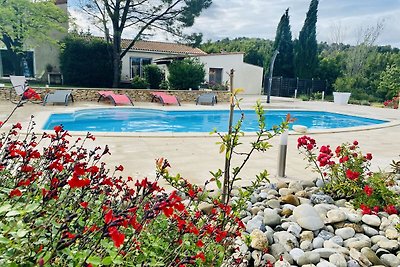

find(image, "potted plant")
[333,77,352,105]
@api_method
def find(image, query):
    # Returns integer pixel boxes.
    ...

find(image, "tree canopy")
[295,0,319,79]
[273,8,294,77]
[0,0,67,75]
[80,0,212,87]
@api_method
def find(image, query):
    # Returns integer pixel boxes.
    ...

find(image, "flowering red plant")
[0,120,244,266]
[298,136,399,214]
[383,96,399,109]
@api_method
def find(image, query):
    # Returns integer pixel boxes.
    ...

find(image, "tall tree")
[0,0,67,75]
[273,8,294,77]
[295,0,319,79]
[81,0,212,87]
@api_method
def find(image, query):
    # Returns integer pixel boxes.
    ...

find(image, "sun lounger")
[43,90,74,106]
[150,91,180,106]
[97,91,134,106]
[196,93,217,106]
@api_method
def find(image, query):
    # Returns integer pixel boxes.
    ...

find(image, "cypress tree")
[295,0,319,79]
[273,8,294,77]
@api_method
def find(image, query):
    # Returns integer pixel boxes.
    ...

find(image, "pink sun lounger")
[150,91,180,106]
[97,91,134,106]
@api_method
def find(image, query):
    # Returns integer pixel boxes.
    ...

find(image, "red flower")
[188,189,196,198]
[215,230,227,243]
[384,205,398,215]
[64,232,76,239]
[195,252,205,262]
[353,140,359,145]
[53,125,63,133]
[23,87,41,100]
[68,176,90,188]
[366,153,373,160]
[115,165,124,171]
[162,206,174,217]
[360,204,371,215]
[363,185,373,197]
[196,240,204,247]
[20,165,34,172]
[108,227,125,248]
[80,202,89,209]
[9,188,22,197]
[346,169,360,180]
[13,122,22,130]
[105,210,114,224]
[41,188,48,197]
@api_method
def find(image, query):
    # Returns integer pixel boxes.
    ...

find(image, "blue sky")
[69,0,400,48]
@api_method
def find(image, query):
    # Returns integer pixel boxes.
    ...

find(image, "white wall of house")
[197,53,263,95]
[121,51,180,81]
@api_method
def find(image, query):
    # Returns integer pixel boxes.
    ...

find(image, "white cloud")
[68,0,400,48]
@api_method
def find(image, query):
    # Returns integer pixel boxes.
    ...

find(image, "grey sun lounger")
[43,90,74,106]
[196,93,217,106]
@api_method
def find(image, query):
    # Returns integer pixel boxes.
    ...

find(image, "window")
[209,68,223,84]
[0,49,35,78]
[130,57,152,79]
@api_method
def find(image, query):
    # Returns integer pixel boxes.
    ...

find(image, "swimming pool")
[42,108,387,133]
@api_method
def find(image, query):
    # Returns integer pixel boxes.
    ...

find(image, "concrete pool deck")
[1,96,399,189]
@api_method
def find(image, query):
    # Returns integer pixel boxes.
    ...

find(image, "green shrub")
[131,75,149,89]
[144,65,163,89]
[159,80,170,90]
[168,59,205,90]
[60,35,113,87]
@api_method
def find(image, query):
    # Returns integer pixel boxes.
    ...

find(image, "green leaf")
[25,203,39,213]
[5,210,20,217]
[0,204,11,214]
[17,229,28,238]
[113,256,123,264]
[87,256,102,265]
[102,256,113,265]
[0,236,10,244]
[216,179,222,189]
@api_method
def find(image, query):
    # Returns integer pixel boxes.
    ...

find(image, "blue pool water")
[43,108,387,133]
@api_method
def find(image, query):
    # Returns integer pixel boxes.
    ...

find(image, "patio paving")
[0,96,399,189]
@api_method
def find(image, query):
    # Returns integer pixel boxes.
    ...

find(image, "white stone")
[326,209,347,223]
[380,253,400,267]
[362,214,381,227]
[287,223,302,238]
[349,248,372,267]
[362,224,379,237]
[263,208,282,227]
[293,204,324,231]
[335,227,355,239]
[377,239,399,251]
[385,228,399,239]
[297,251,321,266]
[300,240,313,251]
[329,253,347,267]
[289,248,305,262]
[316,260,336,267]
[273,231,299,251]
[292,124,308,133]
[246,215,263,233]
[312,237,324,249]
[313,248,338,259]
[250,229,269,251]
[347,212,362,223]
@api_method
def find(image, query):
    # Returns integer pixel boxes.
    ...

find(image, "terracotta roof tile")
[121,40,207,55]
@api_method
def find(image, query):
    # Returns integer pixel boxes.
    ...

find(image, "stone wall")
[0,87,230,103]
